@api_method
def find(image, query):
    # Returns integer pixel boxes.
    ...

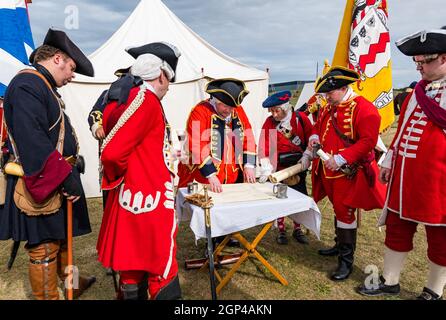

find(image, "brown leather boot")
[27,242,60,300]
[58,241,96,300]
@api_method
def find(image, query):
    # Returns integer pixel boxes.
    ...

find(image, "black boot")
[154,275,182,300]
[137,276,149,300]
[330,228,356,281]
[119,278,148,300]
[318,217,338,256]
[120,284,139,300]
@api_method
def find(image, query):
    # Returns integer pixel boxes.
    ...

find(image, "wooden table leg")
[215,222,289,292]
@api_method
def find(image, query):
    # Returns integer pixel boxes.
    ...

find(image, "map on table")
[196,182,276,205]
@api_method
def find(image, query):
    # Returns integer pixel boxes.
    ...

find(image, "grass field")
[0,117,431,300]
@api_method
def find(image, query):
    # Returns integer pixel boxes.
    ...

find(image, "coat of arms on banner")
[348,0,390,79]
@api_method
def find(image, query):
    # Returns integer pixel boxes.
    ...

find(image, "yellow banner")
[332,0,394,132]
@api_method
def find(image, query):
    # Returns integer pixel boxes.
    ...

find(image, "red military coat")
[311,95,386,210]
[177,100,256,187]
[383,81,446,226]
[96,84,178,278]
[258,111,312,171]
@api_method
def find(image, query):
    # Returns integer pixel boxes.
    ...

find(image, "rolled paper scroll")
[269,163,304,183]
[316,149,330,161]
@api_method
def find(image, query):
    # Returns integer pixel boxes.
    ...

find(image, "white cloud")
[27,0,444,87]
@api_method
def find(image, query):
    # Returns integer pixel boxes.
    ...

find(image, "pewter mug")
[273,183,288,199]
[187,182,199,194]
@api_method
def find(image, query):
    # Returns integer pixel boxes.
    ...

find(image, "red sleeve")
[339,98,380,164]
[101,90,159,187]
[23,150,72,203]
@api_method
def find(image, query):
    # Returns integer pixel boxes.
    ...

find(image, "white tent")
[60,0,269,198]
[295,82,316,111]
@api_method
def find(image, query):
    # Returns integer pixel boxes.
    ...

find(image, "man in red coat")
[258,90,313,245]
[177,78,257,191]
[96,42,182,300]
[177,78,257,247]
[309,66,386,281]
[358,27,446,300]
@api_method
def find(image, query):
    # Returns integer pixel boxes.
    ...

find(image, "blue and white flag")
[0,0,35,97]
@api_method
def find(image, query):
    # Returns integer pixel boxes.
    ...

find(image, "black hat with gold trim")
[396,27,446,56]
[205,78,249,107]
[315,66,360,93]
[29,28,94,77]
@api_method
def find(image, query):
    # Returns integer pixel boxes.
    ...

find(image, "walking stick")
[202,186,217,300]
[67,199,73,300]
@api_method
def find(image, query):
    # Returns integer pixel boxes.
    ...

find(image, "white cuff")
[334,154,347,167]
[91,122,101,139]
[381,149,393,169]
[309,134,320,143]
[259,157,273,169]
[206,172,217,179]
[244,163,255,169]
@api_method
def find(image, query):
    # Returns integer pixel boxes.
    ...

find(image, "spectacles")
[413,54,439,67]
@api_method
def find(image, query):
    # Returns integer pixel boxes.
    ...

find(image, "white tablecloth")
[176,182,321,240]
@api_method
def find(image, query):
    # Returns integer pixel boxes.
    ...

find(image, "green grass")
[0,121,431,300]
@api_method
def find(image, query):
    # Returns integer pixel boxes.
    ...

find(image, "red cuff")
[23,150,72,203]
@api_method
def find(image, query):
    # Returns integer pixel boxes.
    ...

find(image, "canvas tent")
[295,82,316,111]
[60,0,269,198]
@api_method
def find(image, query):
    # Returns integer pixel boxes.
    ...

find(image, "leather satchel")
[13,177,62,216]
[10,69,66,216]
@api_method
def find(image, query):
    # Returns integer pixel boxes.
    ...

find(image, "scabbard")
[7,241,20,270]
[204,212,217,300]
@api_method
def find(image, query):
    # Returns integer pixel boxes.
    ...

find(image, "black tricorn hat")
[315,66,360,93]
[205,78,249,107]
[126,42,181,82]
[396,27,446,56]
[29,28,94,77]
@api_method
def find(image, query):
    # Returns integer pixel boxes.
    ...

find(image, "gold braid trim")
[101,86,147,153]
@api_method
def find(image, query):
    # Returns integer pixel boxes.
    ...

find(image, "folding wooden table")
[176,182,321,294]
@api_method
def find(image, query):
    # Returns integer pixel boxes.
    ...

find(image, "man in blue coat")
[1,28,95,300]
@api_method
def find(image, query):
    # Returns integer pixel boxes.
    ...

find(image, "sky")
[27,0,445,88]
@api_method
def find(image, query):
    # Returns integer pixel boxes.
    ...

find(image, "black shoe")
[212,236,224,248]
[416,287,442,300]
[292,228,309,245]
[226,238,240,247]
[318,245,339,256]
[212,236,239,248]
[356,276,400,296]
[276,232,288,245]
